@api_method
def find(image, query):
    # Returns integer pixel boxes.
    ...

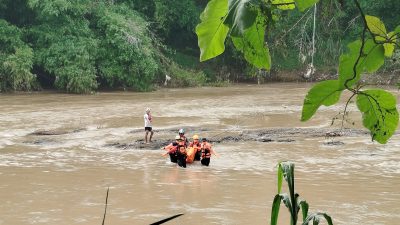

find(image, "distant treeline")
[0,0,399,93]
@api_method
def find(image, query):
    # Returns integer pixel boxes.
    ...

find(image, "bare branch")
[341,92,357,131]
[102,187,110,225]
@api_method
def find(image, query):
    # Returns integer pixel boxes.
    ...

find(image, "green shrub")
[165,62,206,88]
[0,19,36,91]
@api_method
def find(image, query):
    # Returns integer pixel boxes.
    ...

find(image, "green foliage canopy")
[0,19,36,91]
[95,4,158,91]
[196,0,271,69]
[0,0,171,93]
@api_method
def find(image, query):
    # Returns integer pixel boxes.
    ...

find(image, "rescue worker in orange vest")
[176,145,187,168]
[189,134,202,161]
[200,137,218,166]
[162,135,182,163]
[178,128,188,147]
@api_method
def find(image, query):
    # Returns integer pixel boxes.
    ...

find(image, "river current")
[0,83,399,225]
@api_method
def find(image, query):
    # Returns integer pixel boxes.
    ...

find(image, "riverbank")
[262,70,400,85]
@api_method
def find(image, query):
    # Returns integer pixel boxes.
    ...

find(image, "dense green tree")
[94,3,158,91]
[153,0,200,46]
[28,0,98,93]
[0,19,36,91]
[0,0,398,92]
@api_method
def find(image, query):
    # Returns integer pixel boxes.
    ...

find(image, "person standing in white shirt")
[144,108,153,144]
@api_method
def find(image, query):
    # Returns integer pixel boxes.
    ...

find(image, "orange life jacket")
[189,141,201,152]
[201,142,212,158]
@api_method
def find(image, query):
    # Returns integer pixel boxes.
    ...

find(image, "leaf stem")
[345,0,367,92]
[341,92,357,131]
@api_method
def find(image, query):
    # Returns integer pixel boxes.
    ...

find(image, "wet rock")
[217,136,242,142]
[104,139,170,150]
[325,131,341,138]
[106,127,370,150]
[72,128,86,133]
[30,128,86,136]
[277,139,295,143]
[32,139,58,145]
[129,126,210,134]
[31,130,68,135]
[324,141,344,146]
[257,138,273,142]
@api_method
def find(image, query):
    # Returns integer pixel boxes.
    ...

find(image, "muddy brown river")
[1,83,399,225]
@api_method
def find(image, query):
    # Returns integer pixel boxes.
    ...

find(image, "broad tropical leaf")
[301,80,342,121]
[196,0,230,61]
[383,32,396,57]
[356,89,399,144]
[376,31,397,57]
[232,14,271,69]
[395,25,400,37]
[225,0,258,37]
[365,15,387,36]
[338,39,384,88]
[295,0,319,12]
[338,40,363,88]
[362,39,385,73]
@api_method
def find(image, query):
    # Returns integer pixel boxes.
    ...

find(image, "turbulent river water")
[1,83,399,225]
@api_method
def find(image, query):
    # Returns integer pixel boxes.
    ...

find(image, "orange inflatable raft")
[185,147,197,163]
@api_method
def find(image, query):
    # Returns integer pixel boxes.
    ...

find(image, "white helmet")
[178,128,185,134]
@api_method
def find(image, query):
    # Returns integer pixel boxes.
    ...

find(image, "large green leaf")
[356,89,399,144]
[271,193,293,225]
[301,80,343,121]
[365,15,387,36]
[279,162,294,184]
[196,0,230,61]
[271,194,282,225]
[338,40,363,88]
[395,25,400,36]
[278,161,296,222]
[363,39,385,73]
[225,0,257,37]
[277,163,283,194]
[384,32,396,57]
[295,0,319,12]
[376,31,397,57]
[338,39,384,88]
[280,193,293,215]
[232,14,271,69]
[299,200,309,222]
